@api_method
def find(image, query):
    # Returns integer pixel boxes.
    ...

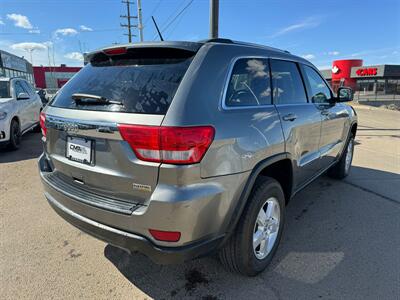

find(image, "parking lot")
[1,106,399,299]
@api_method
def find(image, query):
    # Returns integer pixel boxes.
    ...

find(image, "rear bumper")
[45,190,223,264]
[38,153,244,263]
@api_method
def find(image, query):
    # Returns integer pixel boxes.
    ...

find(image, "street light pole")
[28,49,34,66]
[137,0,144,42]
[209,0,219,39]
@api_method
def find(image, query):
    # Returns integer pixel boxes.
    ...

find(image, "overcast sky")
[0,0,399,68]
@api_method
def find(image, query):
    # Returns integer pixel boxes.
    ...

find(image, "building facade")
[33,65,82,89]
[0,50,34,85]
[320,60,400,100]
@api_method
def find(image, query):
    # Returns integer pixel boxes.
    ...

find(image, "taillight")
[118,125,215,164]
[39,112,47,137]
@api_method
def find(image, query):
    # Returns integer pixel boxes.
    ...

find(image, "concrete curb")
[350,103,400,113]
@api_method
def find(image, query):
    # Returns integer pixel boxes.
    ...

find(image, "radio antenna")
[151,16,164,41]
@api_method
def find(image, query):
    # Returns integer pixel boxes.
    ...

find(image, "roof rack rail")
[197,38,292,55]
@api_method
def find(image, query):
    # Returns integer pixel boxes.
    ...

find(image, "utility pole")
[209,0,219,39]
[28,49,34,65]
[137,0,144,42]
[120,0,137,43]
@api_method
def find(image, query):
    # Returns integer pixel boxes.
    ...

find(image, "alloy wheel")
[345,139,354,173]
[253,197,281,260]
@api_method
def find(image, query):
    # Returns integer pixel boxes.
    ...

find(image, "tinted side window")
[14,81,27,97]
[21,81,34,96]
[225,58,271,107]
[303,65,332,103]
[270,60,307,105]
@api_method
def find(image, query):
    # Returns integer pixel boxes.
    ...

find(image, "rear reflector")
[40,112,47,137]
[149,229,181,242]
[103,47,127,56]
[118,125,215,164]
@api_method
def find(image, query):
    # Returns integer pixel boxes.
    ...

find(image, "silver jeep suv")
[39,39,357,276]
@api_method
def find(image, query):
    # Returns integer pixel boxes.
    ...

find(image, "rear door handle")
[282,113,297,122]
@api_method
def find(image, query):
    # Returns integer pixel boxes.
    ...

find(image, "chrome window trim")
[274,103,315,107]
[220,56,274,111]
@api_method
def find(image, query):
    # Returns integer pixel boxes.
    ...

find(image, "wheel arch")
[350,122,357,137]
[11,115,20,125]
[10,115,21,133]
[222,153,294,244]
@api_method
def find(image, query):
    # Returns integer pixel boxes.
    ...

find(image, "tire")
[328,134,355,179]
[8,119,21,150]
[219,177,285,276]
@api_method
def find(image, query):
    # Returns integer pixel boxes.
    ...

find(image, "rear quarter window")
[51,48,195,114]
[225,58,272,107]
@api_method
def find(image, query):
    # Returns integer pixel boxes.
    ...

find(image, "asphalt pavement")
[1,106,399,299]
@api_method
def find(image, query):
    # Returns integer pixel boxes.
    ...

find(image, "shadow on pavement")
[346,166,400,204]
[0,132,43,163]
[104,168,400,299]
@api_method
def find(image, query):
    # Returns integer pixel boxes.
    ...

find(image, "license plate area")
[66,136,94,165]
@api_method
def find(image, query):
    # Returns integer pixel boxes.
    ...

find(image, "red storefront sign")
[355,68,377,76]
[331,59,363,91]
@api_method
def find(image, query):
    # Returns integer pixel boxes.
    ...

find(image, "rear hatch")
[43,45,198,210]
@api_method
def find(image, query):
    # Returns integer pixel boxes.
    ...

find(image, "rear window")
[0,81,10,98]
[51,48,195,114]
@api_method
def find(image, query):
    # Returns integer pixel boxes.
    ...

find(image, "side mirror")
[17,92,30,100]
[336,87,353,102]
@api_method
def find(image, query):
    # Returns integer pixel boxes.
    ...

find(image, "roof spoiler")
[85,41,204,63]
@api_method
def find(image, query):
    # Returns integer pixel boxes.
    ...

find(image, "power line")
[143,0,162,26]
[165,7,189,39]
[158,0,186,31]
[161,0,194,33]
[153,0,195,40]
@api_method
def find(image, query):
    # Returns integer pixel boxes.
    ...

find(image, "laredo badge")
[132,183,152,192]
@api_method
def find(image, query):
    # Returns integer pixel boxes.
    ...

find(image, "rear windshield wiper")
[72,93,124,106]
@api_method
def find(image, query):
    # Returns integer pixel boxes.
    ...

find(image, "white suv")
[0,77,43,150]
